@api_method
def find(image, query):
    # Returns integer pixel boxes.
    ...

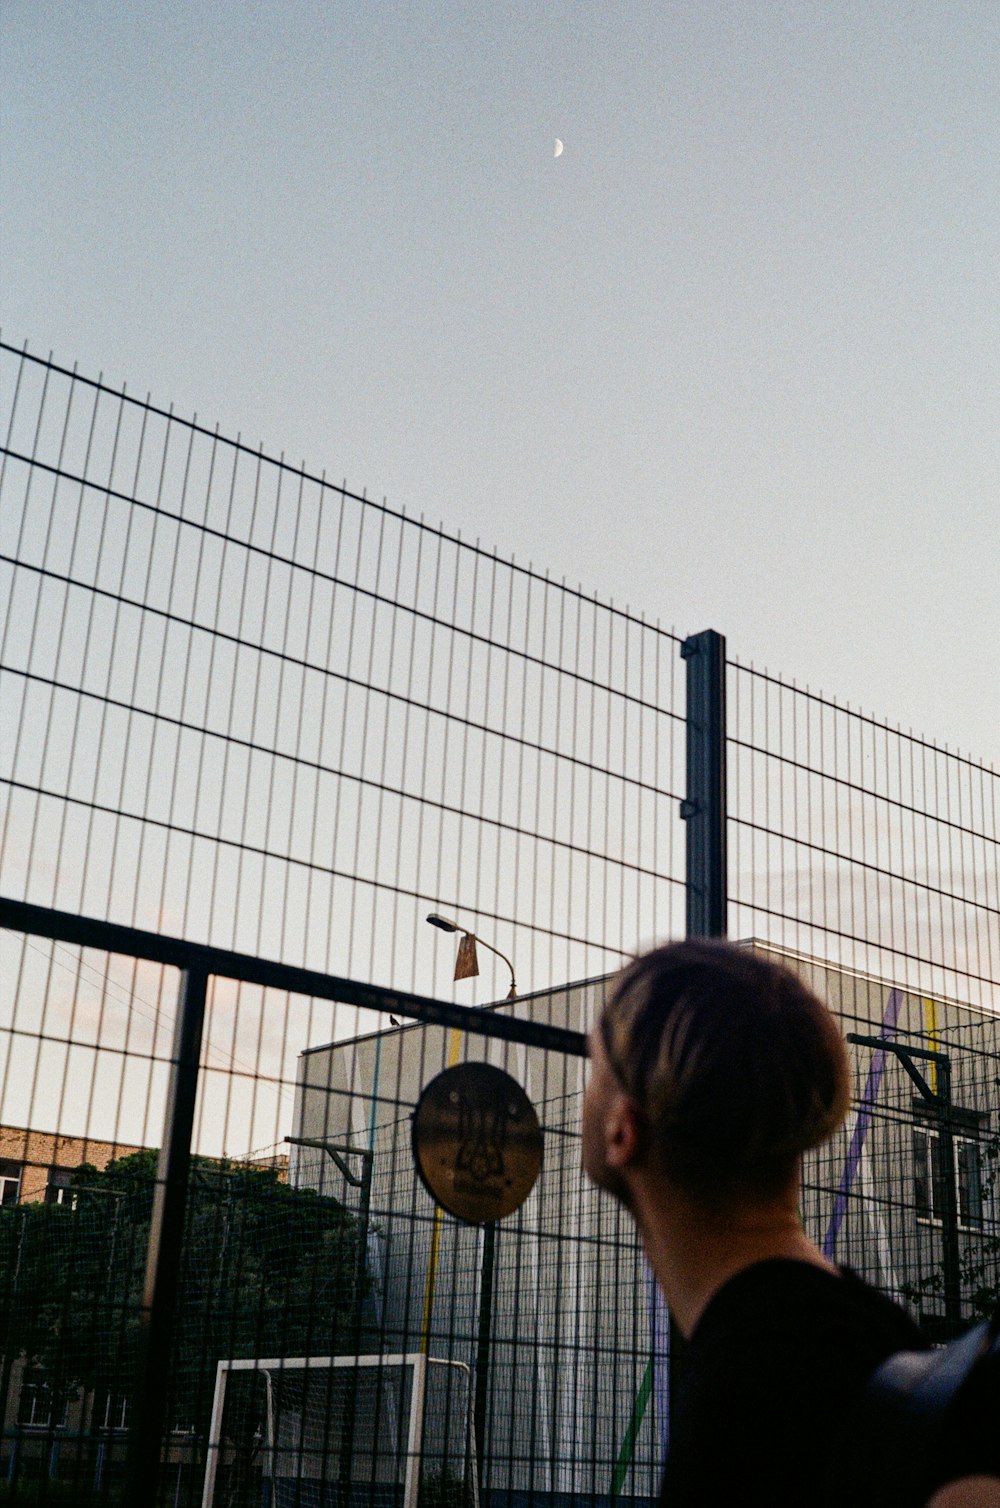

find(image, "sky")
[2,0,998,763]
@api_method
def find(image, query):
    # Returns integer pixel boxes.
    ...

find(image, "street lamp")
[426,914,518,1000]
[425,912,518,1487]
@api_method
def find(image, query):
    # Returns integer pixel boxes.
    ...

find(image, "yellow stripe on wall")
[923,997,939,1095]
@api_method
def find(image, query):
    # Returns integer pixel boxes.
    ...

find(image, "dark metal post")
[673,631,728,1409]
[935,1058,962,1329]
[681,630,728,940]
[125,966,209,1501]
[0,1211,27,1480]
[474,1221,496,1490]
[356,1150,373,1316]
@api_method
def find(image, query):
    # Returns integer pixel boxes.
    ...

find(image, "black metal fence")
[723,656,999,1339]
[0,339,685,1000]
[0,897,594,1507]
[0,342,997,1506]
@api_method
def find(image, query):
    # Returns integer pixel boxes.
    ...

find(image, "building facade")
[289,945,999,1507]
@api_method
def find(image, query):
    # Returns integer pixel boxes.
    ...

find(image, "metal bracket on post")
[681,629,728,940]
[126,966,209,1499]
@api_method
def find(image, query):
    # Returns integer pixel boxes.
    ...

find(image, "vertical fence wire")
[0,340,682,1504]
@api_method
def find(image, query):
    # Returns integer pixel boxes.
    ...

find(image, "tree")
[0,1150,364,1483]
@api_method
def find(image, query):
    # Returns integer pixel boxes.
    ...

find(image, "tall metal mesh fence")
[0,341,680,1504]
[0,341,997,1506]
[0,339,686,1010]
[727,661,996,1011]
[728,663,999,1336]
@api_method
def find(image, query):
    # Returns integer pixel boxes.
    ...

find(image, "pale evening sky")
[2,0,998,762]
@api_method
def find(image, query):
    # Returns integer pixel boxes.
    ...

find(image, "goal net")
[201,1353,478,1508]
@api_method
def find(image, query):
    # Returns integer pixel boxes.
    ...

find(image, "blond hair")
[600,940,850,1202]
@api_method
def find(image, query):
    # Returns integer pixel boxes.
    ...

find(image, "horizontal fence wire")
[0,338,686,1010]
[727,658,999,1013]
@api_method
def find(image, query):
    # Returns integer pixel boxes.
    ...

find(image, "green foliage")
[417,1468,476,1508]
[0,1150,363,1448]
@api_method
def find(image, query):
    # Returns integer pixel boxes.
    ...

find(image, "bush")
[418,1468,475,1508]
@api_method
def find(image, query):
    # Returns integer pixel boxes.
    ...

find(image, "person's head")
[582,939,851,1211]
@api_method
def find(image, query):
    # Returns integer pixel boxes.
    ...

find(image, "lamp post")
[425,912,518,1491]
[425,914,518,1000]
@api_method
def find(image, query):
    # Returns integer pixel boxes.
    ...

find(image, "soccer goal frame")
[200,1353,478,1508]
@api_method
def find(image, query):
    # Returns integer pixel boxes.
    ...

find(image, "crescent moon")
[554,139,564,158]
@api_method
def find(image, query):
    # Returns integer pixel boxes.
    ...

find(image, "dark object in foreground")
[861,1305,1000,1507]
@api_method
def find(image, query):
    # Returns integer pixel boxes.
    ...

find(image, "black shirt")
[659,1258,927,1508]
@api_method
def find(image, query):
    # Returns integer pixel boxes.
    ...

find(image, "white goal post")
[201,1352,478,1508]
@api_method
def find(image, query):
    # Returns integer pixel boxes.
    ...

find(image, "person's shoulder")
[671,1260,929,1507]
[695,1257,926,1358]
[834,1264,928,1345]
[665,1264,890,1508]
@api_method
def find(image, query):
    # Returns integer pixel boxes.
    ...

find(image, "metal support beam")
[847,1034,963,1333]
[680,630,728,940]
[125,966,209,1499]
[474,1221,497,1491]
[934,1058,963,1330]
[0,896,584,1058]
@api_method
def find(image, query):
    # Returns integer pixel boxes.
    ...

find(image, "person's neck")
[630,1173,839,1340]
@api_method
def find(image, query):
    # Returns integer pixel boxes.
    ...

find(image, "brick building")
[0,1125,144,1206]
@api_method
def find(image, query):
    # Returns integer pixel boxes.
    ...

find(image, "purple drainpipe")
[822,988,904,1260]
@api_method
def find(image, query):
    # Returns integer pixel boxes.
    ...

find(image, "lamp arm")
[473,936,517,997]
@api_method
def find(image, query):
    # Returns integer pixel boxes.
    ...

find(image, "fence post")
[474,1221,497,1490]
[934,1058,963,1332]
[681,629,728,940]
[671,630,728,1414]
[126,966,209,1499]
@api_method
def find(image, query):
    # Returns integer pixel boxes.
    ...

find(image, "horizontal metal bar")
[286,1136,371,1186]
[846,1032,950,1066]
[0,896,587,1057]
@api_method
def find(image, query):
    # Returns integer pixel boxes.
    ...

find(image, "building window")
[913,1126,982,1231]
[45,1168,74,1206]
[955,1139,983,1228]
[0,1159,21,1205]
[102,1393,130,1432]
[17,1379,70,1430]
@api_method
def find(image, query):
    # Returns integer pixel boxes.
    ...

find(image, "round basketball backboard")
[412,1062,543,1223]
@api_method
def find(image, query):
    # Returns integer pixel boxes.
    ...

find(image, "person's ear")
[605,1094,643,1169]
